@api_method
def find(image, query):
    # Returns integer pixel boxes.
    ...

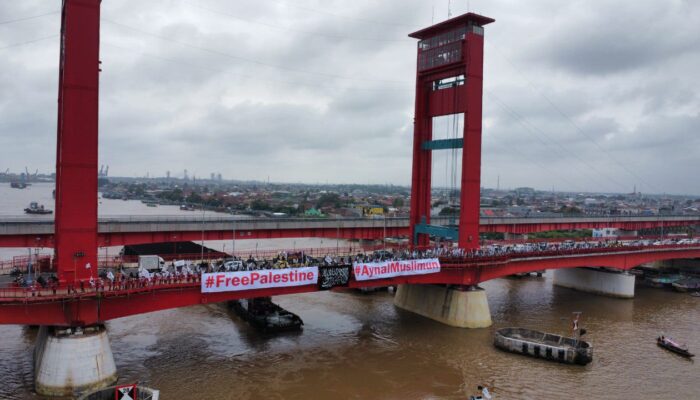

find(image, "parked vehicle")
[138,255,165,272]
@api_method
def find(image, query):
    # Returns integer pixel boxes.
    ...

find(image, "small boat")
[229,297,303,333]
[10,181,28,189]
[494,327,592,365]
[657,336,694,358]
[78,384,160,400]
[671,277,700,292]
[24,202,52,215]
[146,203,157,207]
[645,274,683,288]
[691,291,700,297]
[180,204,195,211]
[469,385,493,400]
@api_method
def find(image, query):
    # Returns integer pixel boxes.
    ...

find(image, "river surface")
[0,183,699,399]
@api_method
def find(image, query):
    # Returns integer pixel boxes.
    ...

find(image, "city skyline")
[1,0,699,194]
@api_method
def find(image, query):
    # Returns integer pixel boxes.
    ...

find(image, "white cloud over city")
[1,0,699,194]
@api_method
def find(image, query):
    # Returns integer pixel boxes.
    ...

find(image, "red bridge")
[1,215,697,248]
[3,4,699,396]
[2,243,699,327]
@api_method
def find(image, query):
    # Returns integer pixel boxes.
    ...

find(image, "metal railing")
[0,214,698,224]
[2,243,699,302]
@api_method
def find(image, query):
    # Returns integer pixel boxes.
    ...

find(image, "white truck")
[138,255,165,272]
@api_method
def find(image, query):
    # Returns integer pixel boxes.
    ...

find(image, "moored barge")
[494,327,593,365]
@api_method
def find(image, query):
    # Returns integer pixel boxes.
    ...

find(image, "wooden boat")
[657,336,694,358]
[690,291,700,297]
[494,327,592,365]
[229,297,303,333]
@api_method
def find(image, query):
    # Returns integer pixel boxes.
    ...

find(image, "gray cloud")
[0,0,698,194]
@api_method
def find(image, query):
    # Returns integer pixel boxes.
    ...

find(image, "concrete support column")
[35,325,117,397]
[394,284,492,328]
[553,267,635,298]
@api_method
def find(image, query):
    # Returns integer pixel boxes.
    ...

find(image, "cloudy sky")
[1,0,699,194]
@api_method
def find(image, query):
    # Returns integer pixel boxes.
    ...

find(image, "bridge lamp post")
[232,217,236,258]
[26,248,33,286]
[383,215,387,253]
[200,206,205,264]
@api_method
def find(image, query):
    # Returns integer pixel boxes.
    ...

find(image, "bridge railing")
[0,244,403,275]
[1,214,698,224]
[438,243,700,268]
[0,276,201,301]
[2,243,700,301]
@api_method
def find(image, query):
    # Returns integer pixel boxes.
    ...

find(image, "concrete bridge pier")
[553,267,635,298]
[35,325,117,397]
[393,284,492,328]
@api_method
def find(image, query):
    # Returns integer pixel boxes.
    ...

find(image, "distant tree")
[531,229,592,239]
[481,232,505,240]
[439,206,459,216]
[251,199,272,211]
[316,193,341,209]
[186,192,203,204]
[558,205,583,215]
[392,197,404,208]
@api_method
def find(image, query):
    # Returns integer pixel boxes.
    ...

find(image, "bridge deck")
[0,215,698,248]
[1,244,698,326]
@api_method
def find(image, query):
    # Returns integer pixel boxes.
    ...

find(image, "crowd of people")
[6,236,698,297]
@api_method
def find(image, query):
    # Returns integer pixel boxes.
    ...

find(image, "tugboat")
[494,313,592,365]
[229,297,303,333]
[657,336,694,358]
[24,202,52,215]
[10,181,28,189]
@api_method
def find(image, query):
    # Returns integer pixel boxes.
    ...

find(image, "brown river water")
[0,184,699,399]
[1,276,699,399]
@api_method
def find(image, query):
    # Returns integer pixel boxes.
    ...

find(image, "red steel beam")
[0,220,696,248]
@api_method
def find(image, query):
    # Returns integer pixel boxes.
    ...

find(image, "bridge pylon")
[54,0,101,283]
[408,13,494,250]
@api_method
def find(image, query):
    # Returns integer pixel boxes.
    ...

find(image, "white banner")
[201,267,319,293]
[353,258,441,281]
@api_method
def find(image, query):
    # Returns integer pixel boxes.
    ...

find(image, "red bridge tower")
[408,13,494,250]
[54,0,102,283]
